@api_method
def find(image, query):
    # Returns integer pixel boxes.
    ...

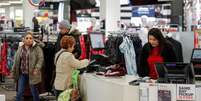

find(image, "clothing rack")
[0,32,23,83]
[0,32,24,40]
[108,30,139,37]
[105,31,142,75]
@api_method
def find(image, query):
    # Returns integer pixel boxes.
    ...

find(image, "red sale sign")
[177,84,195,101]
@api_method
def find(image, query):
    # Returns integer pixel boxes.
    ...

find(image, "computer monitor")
[191,48,201,62]
[89,32,105,49]
[155,63,195,84]
[191,48,201,80]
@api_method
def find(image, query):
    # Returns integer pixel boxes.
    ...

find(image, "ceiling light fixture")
[0,2,10,6]
[9,1,22,4]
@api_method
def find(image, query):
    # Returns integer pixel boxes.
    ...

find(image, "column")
[23,0,38,28]
[63,0,70,21]
[100,0,121,36]
[171,0,184,30]
[9,7,14,20]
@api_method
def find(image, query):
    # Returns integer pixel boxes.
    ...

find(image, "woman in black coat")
[138,28,177,79]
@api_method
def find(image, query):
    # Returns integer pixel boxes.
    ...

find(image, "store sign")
[158,84,177,101]
[176,84,195,101]
[132,6,155,17]
[39,2,59,10]
[28,0,45,7]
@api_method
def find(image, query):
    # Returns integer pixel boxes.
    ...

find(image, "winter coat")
[12,41,44,85]
[54,49,89,90]
[55,27,81,59]
[138,41,177,77]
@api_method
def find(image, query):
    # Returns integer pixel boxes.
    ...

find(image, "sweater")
[54,49,89,90]
[147,47,163,79]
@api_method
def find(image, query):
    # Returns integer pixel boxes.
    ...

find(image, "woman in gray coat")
[12,32,44,101]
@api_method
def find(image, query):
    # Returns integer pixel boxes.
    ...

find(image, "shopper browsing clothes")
[32,17,40,32]
[54,36,89,97]
[55,20,81,59]
[138,28,177,79]
[12,32,44,101]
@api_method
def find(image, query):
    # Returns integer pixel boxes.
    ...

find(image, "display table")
[80,73,139,101]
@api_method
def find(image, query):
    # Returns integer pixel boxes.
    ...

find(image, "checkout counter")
[80,73,140,101]
[79,73,201,101]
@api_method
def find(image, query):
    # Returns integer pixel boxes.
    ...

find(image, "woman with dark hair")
[138,28,177,79]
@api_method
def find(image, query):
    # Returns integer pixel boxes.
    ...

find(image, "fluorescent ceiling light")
[9,1,22,4]
[96,0,129,7]
[0,3,10,6]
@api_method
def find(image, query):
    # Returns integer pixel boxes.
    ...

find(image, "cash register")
[155,62,195,84]
[191,48,201,80]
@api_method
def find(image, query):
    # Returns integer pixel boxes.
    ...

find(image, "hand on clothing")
[33,68,39,75]
[83,59,89,63]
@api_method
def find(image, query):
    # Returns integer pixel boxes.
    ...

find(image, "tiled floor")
[0,77,57,101]
[0,85,16,101]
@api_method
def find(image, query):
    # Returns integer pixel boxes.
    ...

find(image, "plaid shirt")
[20,46,30,74]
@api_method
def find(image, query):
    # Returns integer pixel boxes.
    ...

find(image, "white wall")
[171,32,194,63]
[23,0,37,28]
[0,4,22,19]
[100,0,121,35]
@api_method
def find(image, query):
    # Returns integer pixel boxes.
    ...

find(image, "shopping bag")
[58,69,80,101]
[71,69,80,101]
[58,89,73,101]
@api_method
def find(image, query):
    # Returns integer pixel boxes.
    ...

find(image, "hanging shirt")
[147,47,164,79]
[119,36,137,75]
[1,41,9,76]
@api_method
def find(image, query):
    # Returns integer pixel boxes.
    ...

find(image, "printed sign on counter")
[158,84,176,101]
[196,85,201,101]
[176,84,195,101]
[139,83,158,101]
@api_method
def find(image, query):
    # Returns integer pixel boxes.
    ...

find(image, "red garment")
[79,35,87,59]
[147,47,163,79]
[0,41,10,76]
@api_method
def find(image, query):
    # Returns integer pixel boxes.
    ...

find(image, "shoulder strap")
[55,50,66,65]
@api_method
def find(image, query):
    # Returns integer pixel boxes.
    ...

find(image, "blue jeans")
[16,74,40,101]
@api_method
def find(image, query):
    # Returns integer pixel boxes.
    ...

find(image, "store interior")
[0,0,201,101]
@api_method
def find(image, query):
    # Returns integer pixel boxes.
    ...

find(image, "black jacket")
[166,37,183,62]
[138,41,177,77]
[55,29,81,59]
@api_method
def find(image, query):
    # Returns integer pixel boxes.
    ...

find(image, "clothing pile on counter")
[96,64,126,77]
[78,54,113,74]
